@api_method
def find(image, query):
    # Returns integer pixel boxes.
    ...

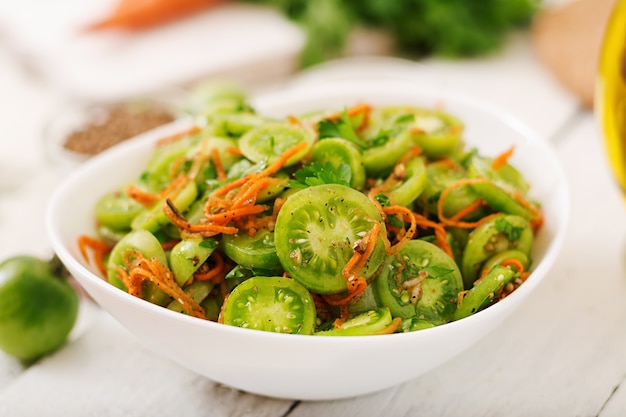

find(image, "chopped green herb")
[289,161,352,188]
[494,217,524,241]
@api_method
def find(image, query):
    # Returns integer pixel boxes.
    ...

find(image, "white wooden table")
[1,28,626,416]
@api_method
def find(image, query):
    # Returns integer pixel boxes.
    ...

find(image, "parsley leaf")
[494,217,524,241]
[317,111,362,147]
[375,192,391,207]
[394,113,415,125]
[289,161,352,188]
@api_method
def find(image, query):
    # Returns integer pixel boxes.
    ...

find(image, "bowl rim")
[46,80,570,344]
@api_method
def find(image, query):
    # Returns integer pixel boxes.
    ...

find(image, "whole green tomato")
[0,255,79,363]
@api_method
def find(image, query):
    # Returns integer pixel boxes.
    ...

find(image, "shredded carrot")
[286,114,301,125]
[457,290,469,307]
[333,305,350,328]
[376,317,402,335]
[168,156,188,180]
[121,250,205,319]
[322,221,380,307]
[211,148,227,181]
[160,240,180,251]
[87,0,223,31]
[127,174,189,206]
[352,222,382,273]
[428,156,459,170]
[398,145,423,165]
[449,198,485,222]
[163,198,238,236]
[492,146,515,170]
[194,252,226,282]
[155,126,201,146]
[512,191,544,231]
[225,146,243,156]
[382,206,417,254]
[327,103,372,132]
[412,211,454,258]
[500,258,525,274]
[323,277,368,306]
[218,294,229,324]
[437,178,503,229]
[77,235,112,276]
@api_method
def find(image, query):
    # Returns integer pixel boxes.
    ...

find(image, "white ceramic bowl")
[46,81,569,401]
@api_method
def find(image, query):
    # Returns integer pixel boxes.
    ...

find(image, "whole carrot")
[88,0,226,31]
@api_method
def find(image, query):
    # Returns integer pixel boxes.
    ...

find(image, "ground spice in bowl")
[62,102,175,156]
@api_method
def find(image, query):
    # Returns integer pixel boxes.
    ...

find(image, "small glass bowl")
[43,89,189,169]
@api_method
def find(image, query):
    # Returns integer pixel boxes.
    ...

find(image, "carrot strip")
[211,148,227,181]
[226,146,243,156]
[492,146,515,170]
[327,103,372,132]
[260,141,308,178]
[194,253,226,283]
[449,198,485,222]
[322,221,380,307]
[500,258,525,274]
[163,198,238,236]
[230,177,271,208]
[437,178,503,229]
[512,191,544,231]
[160,240,180,251]
[382,206,417,255]
[122,250,205,318]
[323,277,368,306]
[77,235,111,276]
[155,126,201,146]
[127,174,189,206]
[87,0,222,31]
[398,145,422,165]
[376,317,402,335]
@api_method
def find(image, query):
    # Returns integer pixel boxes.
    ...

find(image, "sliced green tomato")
[169,238,217,286]
[453,265,517,320]
[222,276,316,335]
[408,111,464,159]
[95,187,144,230]
[106,230,168,291]
[480,249,530,277]
[371,106,464,159]
[467,155,535,219]
[256,171,289,203]
[468,181,533,220]
[468,155,529,194]
[167,280,214,314]
[221,229,282,273]
[420,163,485,221]
[387,156,427,206]
[131,180,198,233]
[400,317,436,332]
[461,215,533,289]
[144,133,199,188]
[373,240,463,325]
[311,138,366,189]
[345,284,379,315]
[315,308,394,336]
[238,122,315,167]
[96,224,128,244]
[210,112,273,137]
[362,128,412,177]
[275,184,387,295]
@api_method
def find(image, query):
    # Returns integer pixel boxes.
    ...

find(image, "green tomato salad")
[81,91,543,336]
